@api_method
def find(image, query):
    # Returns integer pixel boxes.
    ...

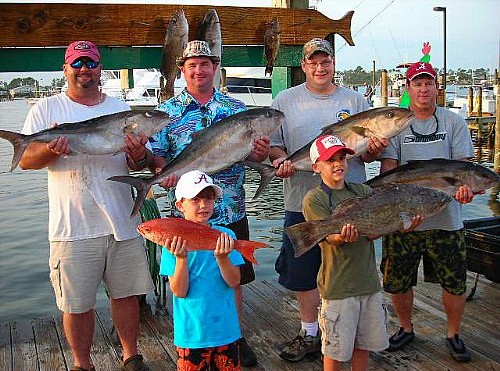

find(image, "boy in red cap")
[302,134,389,371]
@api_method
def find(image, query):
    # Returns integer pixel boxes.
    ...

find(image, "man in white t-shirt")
[20,41,152,371]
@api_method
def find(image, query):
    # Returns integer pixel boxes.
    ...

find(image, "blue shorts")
[275,211,321,291]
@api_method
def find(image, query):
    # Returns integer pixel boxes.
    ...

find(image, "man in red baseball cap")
[379,60,476,362]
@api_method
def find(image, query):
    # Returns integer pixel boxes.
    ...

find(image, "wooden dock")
[1,272,498,371]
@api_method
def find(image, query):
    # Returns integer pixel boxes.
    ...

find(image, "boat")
[463,216,500,283]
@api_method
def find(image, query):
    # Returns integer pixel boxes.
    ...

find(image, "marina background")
[0,99,498,323]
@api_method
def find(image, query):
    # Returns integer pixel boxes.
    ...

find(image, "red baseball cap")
[64,41,100,64]
[406,62,437,81]
[310,135,355,163]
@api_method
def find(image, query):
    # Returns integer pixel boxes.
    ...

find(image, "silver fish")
[160,10,189,101]
[264,18,280,76]
[366,159,500,195]
[109,107,285,217]
[0,110,170,171]
[286,183,453,258]
[199,9,222,89]
[287,107,414,172]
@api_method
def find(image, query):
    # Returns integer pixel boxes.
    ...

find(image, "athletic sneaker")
[279,329,321,362]
[386,327,415,351]
[445,334,471,362]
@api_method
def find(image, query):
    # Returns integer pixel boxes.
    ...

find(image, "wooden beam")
[0,3,354,47]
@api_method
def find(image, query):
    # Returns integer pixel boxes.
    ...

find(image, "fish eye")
[387,111,394,118]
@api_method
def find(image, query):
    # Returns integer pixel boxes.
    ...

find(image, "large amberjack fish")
[264,17,280,76]
[109,107,285,217]
[366,159,500,195]
[286,183,453,258]
[160,10,189,101]
[287,107,414,171]
[0,110,170,171]
[138,217,270,264]
[199,8,222,89]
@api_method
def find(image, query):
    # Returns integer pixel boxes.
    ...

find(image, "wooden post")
[381,69,388,107]
[467,87,474,116]
[272,0,309,96]
[495,84,500,172]
[372,60,375,88]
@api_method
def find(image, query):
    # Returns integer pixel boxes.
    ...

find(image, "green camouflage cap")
[302,38,333,60]
[176,40,221,66]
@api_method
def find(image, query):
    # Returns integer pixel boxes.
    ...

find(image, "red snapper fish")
[137,217,270,264]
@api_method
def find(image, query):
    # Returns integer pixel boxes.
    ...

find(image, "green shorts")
[380,229,466,296]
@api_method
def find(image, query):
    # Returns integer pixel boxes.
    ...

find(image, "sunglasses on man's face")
[70,59,100,69]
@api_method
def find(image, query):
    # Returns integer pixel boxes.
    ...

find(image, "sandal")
[386,326,415,351]
[446,334,471,362]
[121,354,150,371]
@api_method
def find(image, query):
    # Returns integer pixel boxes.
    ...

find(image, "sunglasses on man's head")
[70,59,100,69]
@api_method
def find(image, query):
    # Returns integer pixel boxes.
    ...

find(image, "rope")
[140,198,163,298]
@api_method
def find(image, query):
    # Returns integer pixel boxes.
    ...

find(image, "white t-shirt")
[271,83,369,212]
[22,93,141,242]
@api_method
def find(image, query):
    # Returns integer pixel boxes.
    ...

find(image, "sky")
[1,0,499,83]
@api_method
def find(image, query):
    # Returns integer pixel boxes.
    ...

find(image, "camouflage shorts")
[380,229,466,296]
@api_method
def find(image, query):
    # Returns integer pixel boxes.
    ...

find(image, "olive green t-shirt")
[303,182,381,300]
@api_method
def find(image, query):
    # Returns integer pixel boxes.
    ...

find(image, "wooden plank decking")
[1,272,499,371]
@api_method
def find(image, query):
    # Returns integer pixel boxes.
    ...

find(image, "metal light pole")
[433,6,447,94]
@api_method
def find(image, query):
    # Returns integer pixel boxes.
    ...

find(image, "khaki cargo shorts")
[49,235,153,313]
[318,292,389,361]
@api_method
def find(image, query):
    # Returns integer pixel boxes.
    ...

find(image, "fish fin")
[107,175,151,217]
[286,220,331,258]
[241,160,276,199]
[400,212,413,230]
[0,130,29,171]
[235,240,270,265]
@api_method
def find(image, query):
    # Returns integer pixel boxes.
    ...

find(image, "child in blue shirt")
[159,170,244,370]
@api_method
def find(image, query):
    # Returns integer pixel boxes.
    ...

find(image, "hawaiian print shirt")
[151,88,247,225]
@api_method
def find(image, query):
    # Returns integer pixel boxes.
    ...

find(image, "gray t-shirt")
[270,83,369,212]
[381,106,474,230]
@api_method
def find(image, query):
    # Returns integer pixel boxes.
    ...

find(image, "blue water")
[0,99,498,322]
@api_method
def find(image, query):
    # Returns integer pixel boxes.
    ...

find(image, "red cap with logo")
[406,62,437,81]
[64,41,101,64]
[310,135,355,163]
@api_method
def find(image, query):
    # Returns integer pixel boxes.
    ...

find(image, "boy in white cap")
[304,134,390,371]
[151,40,266,366]
[159,170,245,370]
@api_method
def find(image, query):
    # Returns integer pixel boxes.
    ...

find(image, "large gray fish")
[286,183,453,258]
[366,159,500,195]
[109,108,285,217]
[199,9,222,89]
[160,10,189,101]
[0,110,170,171]
[286,107,414,172]
[264,18,280,76]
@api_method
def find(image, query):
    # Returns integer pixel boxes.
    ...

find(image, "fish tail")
[235,240,269,265]
[265,65,273,76]
[0,130,29,171]
[241,160,276,199]
[286,221,330,258]
[107,175,151,217]
[333,10,354,46]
